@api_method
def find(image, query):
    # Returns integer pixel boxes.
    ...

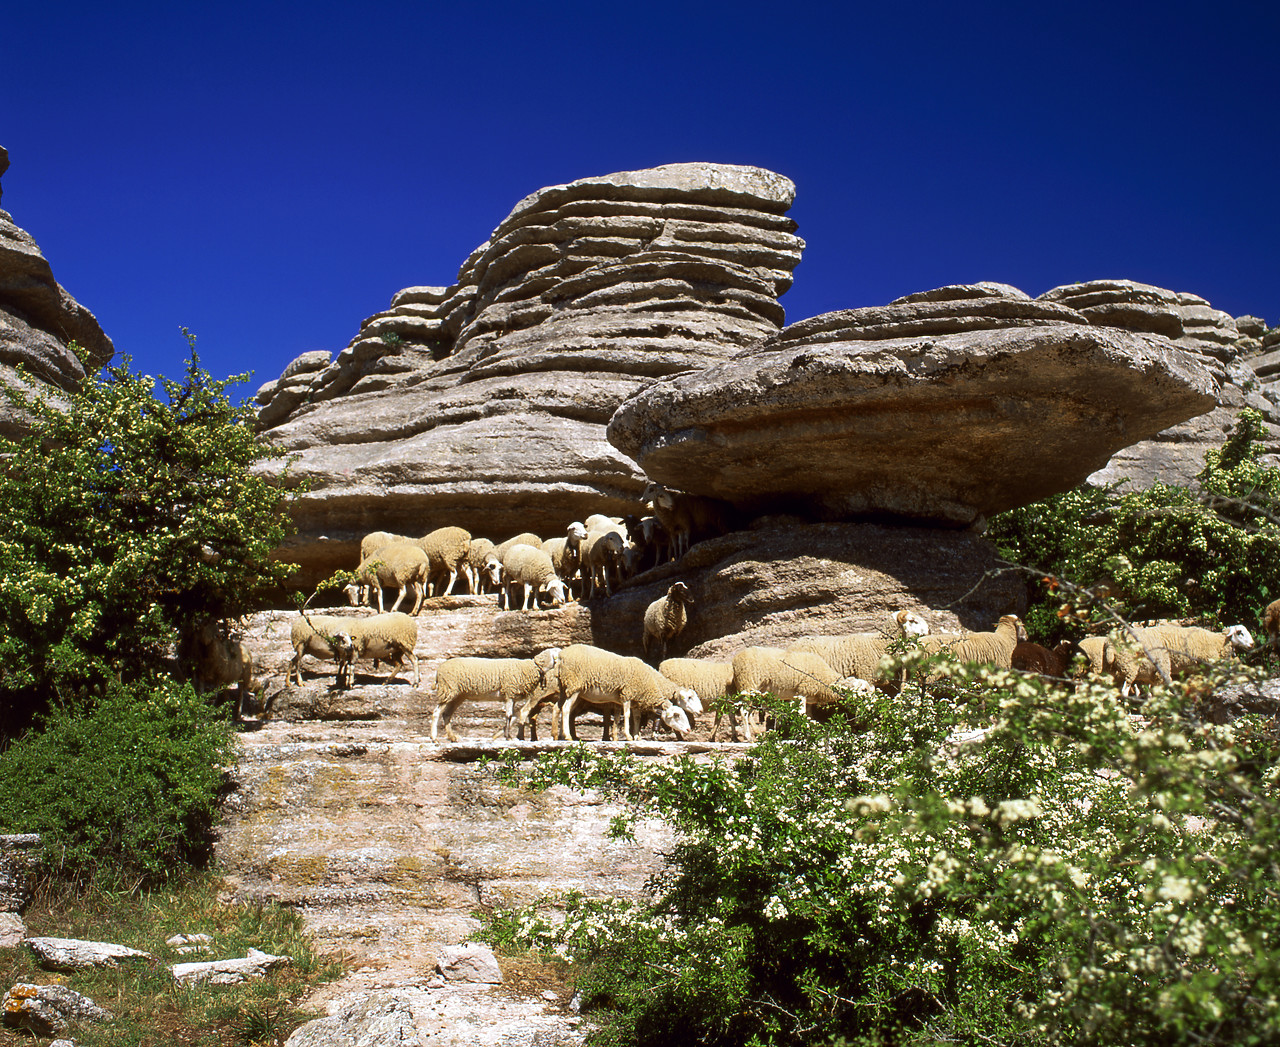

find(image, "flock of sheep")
[193,482,1271,739]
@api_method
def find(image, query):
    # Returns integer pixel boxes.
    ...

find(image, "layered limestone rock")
[1035,280,1279,488]
[257,163,804,590]
[0,146,114,437]
[608,283,1219,526]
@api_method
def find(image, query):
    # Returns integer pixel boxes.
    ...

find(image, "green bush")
[988,409,1280,641]
[484,656,1280,1046]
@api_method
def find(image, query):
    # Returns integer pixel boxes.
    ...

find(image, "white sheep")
[493,532,543,563]
[919,615,1023,671]
[288,613,358,687]
[348,541,430,615]
[499,543,569,610]
[360,530,408,563]
[643,581,694,663]
[541,522,588,598]
[726,647,850,741]
[581,528,626,599]
[658,658,734,707]
[1113,623,1254,697]
[182,618,258,717]
[786,610,931,684]
[463,538,499,595]
[337,611,422,688]
[431,648,562,742]
[1076,636,1117,679]
[416,526,471,597]
[624,513,669,573]
[531,644,693,742]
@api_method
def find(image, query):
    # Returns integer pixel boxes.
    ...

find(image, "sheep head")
[1225,624,1254,651]
[660,702,691,739]
[542,578,568,607]
[894,610,929,638]
[667,581,693,606]
[672,686,702,717]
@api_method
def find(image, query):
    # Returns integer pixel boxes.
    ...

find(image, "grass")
[0,872,346,1046]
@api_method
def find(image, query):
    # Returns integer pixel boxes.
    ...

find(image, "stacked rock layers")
[0,147,114,437]
[256,164,804,589]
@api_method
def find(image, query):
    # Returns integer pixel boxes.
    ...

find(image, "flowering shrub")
[485,656,1280,1046]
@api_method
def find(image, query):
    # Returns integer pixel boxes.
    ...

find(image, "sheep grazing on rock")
[288,613,357,687]
[431,648,561,742]
[920,615,1024,670]
[337,611,421,688]
[181,618,258,717]
[1011,640,1078,677]
[641,482,736,562]
[527,644,693,742]
[787,609,931,685]
[462,538,499,595]
[1111,623,1254,697]
[416,526,471,597]
[500,544,569,610]
[348,541,430,615]
[643,582,694,663]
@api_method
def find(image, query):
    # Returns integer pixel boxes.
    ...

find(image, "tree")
[0,331,299,734]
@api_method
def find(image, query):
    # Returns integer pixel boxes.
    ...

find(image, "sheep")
[541,522,588,599]
[1010,640,1077,677]
[581,527,626,599]
[643,582,694,663]
[181,618,258,717]
[918,615,1023,671]
[1075,636,1118,679]
[527,644,693,742]
[347,541,430,615]
[641,482,735,562]
[716,647,848,742]
[431,648,562,742]
[499,543,569,610]
[624,514,669,573]
[493,532,543,563]
[658,658,734,707]
[416,526,471,597]
[786,610,931,684]
[1112,623,1255,697]
[360,530,408,563]
[337,611,421,688]
[462,537,499,594]
[1265,598,1280,642]
[288,613,357,687]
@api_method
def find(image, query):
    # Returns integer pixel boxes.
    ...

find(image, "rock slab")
[3,983,110,1036]
[24,936,154,970]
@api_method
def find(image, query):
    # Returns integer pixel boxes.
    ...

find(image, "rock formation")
[608,282,1219,526]
[256,163,804,590]
[0,146,114,438]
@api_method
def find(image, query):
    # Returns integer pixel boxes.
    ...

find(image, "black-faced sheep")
[643,582,694,663]
[431,648,561,742]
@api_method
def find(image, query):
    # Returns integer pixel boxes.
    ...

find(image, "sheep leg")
[442,569,458,597]
[621,700,635,742]
[410,581,425,616]
[389,584,409,614]
[561,693,580,741]
[522,583,534,611]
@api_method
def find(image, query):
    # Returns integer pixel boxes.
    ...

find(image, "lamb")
[499,543,569,610]
[348,541,430,615]
[1010,640,1078,677]
[643,582,694,663]
[1112,623,1255,696]
[288,613,358,687]
[462,538,499,594]
[786,610,931,684]
[526,643,693,742]
[919,615,1024,670]
[337,611,421,688]
[641,482,736,561]
[431,648,562,742]
[416,526,471,597]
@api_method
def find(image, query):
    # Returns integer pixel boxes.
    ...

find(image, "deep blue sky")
[6,1,1278,399]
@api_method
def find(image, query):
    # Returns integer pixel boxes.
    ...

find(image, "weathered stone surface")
[3,983,110,1036]
[0,913,25,948]
[436,943,502,984]
[0,835,40,913]
[609,296,1218,525]
[256,163,803,592]
[170,948,290,986]
[24,936,154,970]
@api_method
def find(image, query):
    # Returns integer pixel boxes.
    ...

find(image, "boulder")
[608,284,1218,526]
[23,936,154,970]
[257,163,804,591]
[436,942,503,984]
[2,983,110,1036]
